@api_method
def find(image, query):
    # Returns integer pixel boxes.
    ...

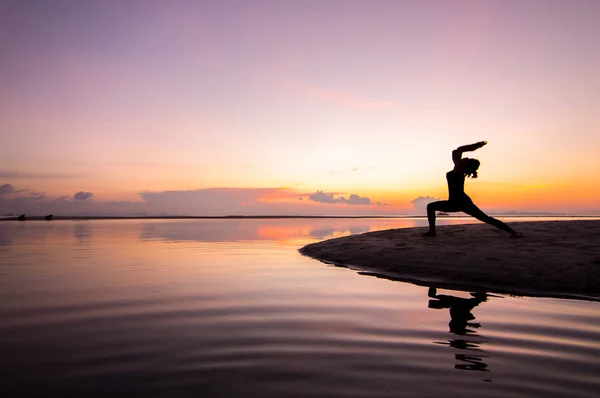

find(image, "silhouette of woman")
[423,141,521,238]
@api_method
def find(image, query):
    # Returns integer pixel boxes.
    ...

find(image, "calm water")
[1,218,599,397]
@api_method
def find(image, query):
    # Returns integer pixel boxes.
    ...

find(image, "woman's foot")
[422,230,436,237]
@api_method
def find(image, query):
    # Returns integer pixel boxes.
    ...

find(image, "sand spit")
[300,220,600,301]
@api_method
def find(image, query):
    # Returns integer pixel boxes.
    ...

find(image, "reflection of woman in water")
[427,287,487,335]
[428,287,490,373]
[423,141,521,238]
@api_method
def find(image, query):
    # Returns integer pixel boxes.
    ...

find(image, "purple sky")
[2,1,599,215]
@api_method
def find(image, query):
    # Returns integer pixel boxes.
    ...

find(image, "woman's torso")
[446,170,468,202]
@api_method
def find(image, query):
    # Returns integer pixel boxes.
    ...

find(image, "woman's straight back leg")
[461,202,516,235]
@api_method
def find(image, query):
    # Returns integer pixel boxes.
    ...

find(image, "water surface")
[1,218,599,397]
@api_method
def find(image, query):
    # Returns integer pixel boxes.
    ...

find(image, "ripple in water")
[1,219,599,397]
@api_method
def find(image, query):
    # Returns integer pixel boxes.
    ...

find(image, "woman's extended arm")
[452,141,487,163]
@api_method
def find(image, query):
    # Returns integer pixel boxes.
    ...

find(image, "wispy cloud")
[0,169,84,179]
[309,191,372,205]
[30,191,46,200]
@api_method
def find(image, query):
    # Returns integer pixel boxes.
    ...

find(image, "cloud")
[138,187,299,215]
[309,191,339,204]
[346,194,371,205]
[73,191,94,200]
[0,170,83,179]
[0,184,400,217]
[0,184,15,195]
[141,187,278,205]
[411,196,440,211]
[0,187,146,216]
[309,191,371,205]
[30,192,46,200]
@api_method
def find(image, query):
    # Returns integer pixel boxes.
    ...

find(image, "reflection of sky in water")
[73,222,92,242]
[73,222,91,238]
[138,218,456,243]
[0,218,599,396]
[0,217,598,248]
[0,228,10,247]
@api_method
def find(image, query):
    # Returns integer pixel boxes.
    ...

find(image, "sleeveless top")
[446,170,467,202]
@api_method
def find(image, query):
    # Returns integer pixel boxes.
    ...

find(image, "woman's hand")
[454,141,488,162]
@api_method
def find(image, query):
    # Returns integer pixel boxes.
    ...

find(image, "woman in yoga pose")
[423,141,521,238]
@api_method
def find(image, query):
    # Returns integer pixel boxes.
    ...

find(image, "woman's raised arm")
[452,141,487,163]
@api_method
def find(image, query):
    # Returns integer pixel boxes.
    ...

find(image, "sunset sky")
[2,1,599,216]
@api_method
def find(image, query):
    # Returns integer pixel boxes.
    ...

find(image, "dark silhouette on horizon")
[17,214,26,221]
[428,287,491,375]
[45,214,54,221]
[423,141,521,238]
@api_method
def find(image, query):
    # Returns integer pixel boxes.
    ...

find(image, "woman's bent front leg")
[425,201,459,235]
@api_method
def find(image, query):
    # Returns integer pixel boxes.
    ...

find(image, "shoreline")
[1,215,598,222]
[300,220,600,302]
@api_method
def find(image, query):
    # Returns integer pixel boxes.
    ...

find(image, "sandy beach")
[300,220,600,301]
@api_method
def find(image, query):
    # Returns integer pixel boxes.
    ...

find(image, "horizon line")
[2,214,598,222]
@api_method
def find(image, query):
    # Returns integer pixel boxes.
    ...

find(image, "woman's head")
[462,158,480,178]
